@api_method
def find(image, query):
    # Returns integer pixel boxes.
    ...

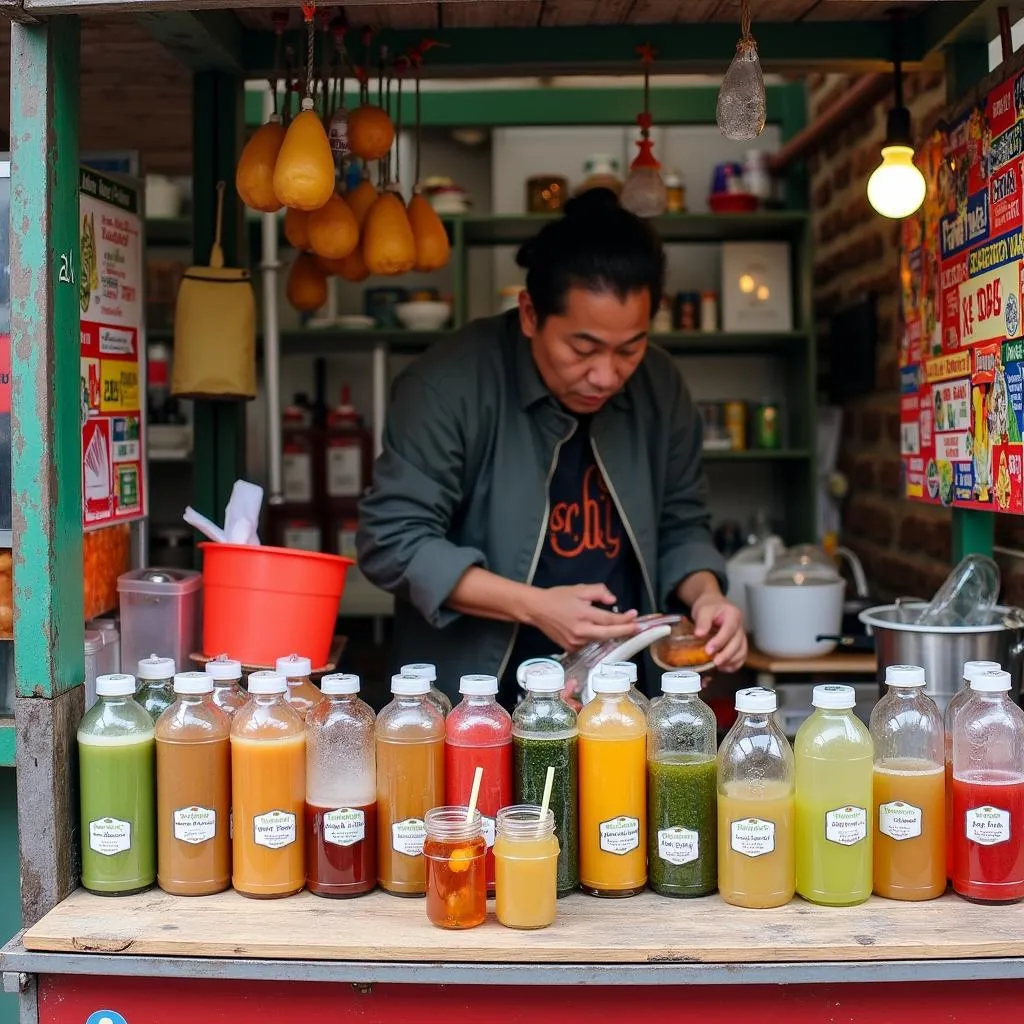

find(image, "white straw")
[466,766,484,823]
[539,765,555,822]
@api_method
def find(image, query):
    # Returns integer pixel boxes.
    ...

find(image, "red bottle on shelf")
[324,386,372,516]
[445,674,513,892]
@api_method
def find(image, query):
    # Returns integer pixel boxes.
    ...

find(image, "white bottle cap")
[96,673,136,697]
[969,668,1012,692]
[662,670,701,694]
[174,671,214,695]
[206,656,242,682]
[603,660,638,683]
[735,687,776,713]
[963,660,1001,681]
[591,667,631,694]
[884,664,926,687]
[276,653,312,678]
[401,662,437,683]
[392,673,431,696]
[812,683,856,709]
[137,655,175,680]
[321,673,360,695]
[248,670,287,695]
[460,674,498,695]
[522,662,565,692]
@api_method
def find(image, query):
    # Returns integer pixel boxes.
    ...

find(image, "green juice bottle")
[795,684,874,906]
[78,673,156,895]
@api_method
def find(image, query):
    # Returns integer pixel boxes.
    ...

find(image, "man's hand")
[690,591,747,672]
[524,584,640,653]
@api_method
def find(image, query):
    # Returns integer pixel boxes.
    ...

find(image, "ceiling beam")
[909,0,1019,59]
[133,10,243,72]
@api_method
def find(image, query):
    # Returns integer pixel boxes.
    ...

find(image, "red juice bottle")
[305,673,377,897]
[445,674,512,892]
[951,669,1024,903]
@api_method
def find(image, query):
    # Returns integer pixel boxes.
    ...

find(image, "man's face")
[519,286,650,414]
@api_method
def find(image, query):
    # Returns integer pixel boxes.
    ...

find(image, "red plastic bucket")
[200,542,353,668]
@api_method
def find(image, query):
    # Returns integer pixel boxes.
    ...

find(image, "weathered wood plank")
[440,1,542,28]
[539,0,635,26]
[133,9,243,72]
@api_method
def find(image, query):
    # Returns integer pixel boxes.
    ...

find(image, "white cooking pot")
[746,578,845,658]
[726,535,784,630]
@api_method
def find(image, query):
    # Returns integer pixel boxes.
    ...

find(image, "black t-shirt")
[503,415,643,704]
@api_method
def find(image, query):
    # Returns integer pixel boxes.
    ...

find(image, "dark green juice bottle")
[647,670,718,897]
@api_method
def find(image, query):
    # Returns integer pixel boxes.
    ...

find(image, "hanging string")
[740,0,752,42]
[270,10,288,118]
[301,2,316,100]
[393,57,407,187]
[415,70,422,186]
[636,43,655,141]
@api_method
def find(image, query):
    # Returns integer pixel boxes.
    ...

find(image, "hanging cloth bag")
[171,181,256,400]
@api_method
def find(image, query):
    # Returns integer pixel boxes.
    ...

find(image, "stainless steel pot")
[859,604,1024,713]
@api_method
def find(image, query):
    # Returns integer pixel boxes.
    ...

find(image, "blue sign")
[86,1011,128,1024]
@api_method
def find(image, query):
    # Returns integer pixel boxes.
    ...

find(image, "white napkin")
[184,479,263,546]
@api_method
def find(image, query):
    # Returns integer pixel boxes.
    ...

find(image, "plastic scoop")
[466,766,483,823]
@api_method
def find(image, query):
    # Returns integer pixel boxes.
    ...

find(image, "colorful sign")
[900,67,1024,513]
[79,167,146,527]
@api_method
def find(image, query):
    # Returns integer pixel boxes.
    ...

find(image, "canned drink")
[753,401,781,449]
[723,401,747,451]
[675,291,700,331]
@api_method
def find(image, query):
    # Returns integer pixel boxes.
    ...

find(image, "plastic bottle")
[795,684,874,906]
[944,660,1001,879]
[869,664,945,901]
[951,668,1024,902]
[512,661,579,896]
[600,660,649,714]
[135,654,176,723]
[230,670,306,898]
[717,687,794,909]
[276,653,322,721]
[155,672,232,896]
[494,806,559,929]
[401,661,452,717]
[78,673,156,895]
[423,807,487,929]
[376,672,446,896]
[578,666,646,896]
[324,385,372,515]
[305,673,377,897]
[647,670,717,897]
[445,674,512,891]
[206,656,249,717]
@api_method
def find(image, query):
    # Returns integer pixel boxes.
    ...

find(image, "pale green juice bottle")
[795,684,874,906]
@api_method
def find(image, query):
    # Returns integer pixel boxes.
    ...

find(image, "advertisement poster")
[900,68,1024,514]
[79,167,146,527]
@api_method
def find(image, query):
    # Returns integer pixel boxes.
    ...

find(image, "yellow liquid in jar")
[493,832,560,929]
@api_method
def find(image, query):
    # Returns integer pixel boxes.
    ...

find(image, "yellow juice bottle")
[795,684,874,906]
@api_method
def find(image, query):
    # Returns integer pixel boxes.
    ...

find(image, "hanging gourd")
[337,248,370,282]
[307,192,359,260]
[348,105,395,162]
[236,116,286,213]
[284,207,312,250]
[287,252,328,311]
[406,56,449,272]
[347,176,378,226]
[716,0,766,142]
[363,190,415,277]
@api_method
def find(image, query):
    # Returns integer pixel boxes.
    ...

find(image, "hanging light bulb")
[867,11,925,220]
[716,0,766,142]
[621,45,667,218]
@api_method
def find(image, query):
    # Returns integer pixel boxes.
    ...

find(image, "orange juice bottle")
[376,673,445,896]
[578,667,646,896]
[230,670,306,898]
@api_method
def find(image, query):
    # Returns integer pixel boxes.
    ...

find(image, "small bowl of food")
[396,300,451,331]
[650,619,714,674]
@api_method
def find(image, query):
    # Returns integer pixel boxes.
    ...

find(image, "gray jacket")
[356,311,726,689]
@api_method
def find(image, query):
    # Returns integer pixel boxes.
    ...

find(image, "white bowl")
[396,301,451,331]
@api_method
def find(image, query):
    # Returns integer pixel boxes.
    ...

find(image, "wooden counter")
[22,888,1024,965]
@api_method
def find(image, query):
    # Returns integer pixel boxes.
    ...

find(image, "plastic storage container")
[118,567,202,674]
[84,628,119,712]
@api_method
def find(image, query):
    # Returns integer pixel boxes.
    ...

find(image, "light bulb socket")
[884,106,913,149]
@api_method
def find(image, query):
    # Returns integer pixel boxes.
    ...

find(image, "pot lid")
[764,544,840,586]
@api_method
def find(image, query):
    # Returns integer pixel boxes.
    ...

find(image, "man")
[357,189,746,705]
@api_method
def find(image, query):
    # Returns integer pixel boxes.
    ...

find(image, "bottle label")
[482,815,496,849]
[253,810,297,850]
[88,817,131,856]
[878,800,923,842]
[282,451,312,503]
[965,805,1011,846]
[326,445,363,498]
[323,807,365,848]
[825,806,868,846]
[658,826,699,866]
[392,817,427,857]
[730,817,775,858]
[599,815,640,856]
[173,806,217,845]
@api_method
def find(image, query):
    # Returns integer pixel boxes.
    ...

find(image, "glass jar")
[494,806,559,929]
[423,806,487,929]
[206,655,249,716]
[597,660,649,714]
[869,664,945,901]
[512,661,579,896]
[717,687,794,909]
[135,654,176,723]
[276,653,322,721]
[306,673,377,897]
[401,662,452,717]
[663,170,686,213]
[647,670,717,898]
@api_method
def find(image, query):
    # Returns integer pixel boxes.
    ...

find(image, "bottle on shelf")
[376,672,446,896]
[445,674,513,892]
[401,661,452,717]
[951,668,1024,902]
[647,670,717,898]
[597,660,649,714]
[869,664,945,901]
[281,401,318,508]
[276,653,323,721]
[230,670,306,899]
[135,655,176,724]
[305,673,377,897]
[494,805,560,930]
[206,655,249,717]
[423,807,487,929]
[324,385,372,515]
[717,687,795,909]
[78,673,156,896]
[795,684,874,906]
[155,672,232,896]
[578,666,646,897]
[512,661,579,897]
